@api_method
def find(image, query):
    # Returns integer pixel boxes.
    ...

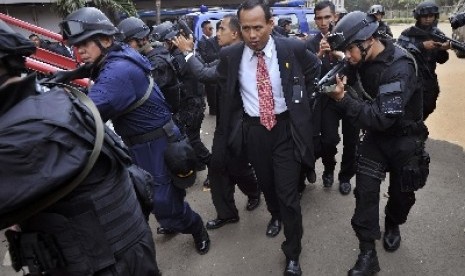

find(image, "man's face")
[283,23,291,33]
[343,39,373,65]
[419,14,436,27]
[314,7,335,35]
[217,18,238,47]
[374,13,384,21]
[126,38,139,50]
[203,23,213,37]
[239,6,274,51]
[75,37,108,63]
[30,36,41,47]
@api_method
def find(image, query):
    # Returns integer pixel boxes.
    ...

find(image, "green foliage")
[53,0,137,20]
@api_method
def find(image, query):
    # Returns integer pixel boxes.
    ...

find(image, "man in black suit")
[212,1,320,275]
[306,0,359,195]
[197,21,221,116]
[173,14,261,229]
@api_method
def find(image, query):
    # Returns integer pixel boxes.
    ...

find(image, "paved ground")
[1,23,465,276]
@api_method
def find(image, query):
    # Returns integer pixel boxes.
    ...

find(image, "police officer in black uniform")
[152,21,212,173]
[397,1,450,120]
[368,4,393,38]
[0,19,160,275]
[326,12,430,275]
[117,17,182,114]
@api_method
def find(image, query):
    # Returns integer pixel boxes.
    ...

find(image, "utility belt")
[122,119,177,146]
[243,111,289,125]
[384,120,428,137]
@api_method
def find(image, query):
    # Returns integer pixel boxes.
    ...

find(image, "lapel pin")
[285,62,290,69]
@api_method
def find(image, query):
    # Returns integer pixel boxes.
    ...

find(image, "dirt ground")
[1,23,465,276]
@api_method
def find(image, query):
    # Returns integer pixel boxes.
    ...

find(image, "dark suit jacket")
[197,36,221,64]
[212,35,321,170]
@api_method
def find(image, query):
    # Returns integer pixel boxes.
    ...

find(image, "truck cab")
[183,6,318,42]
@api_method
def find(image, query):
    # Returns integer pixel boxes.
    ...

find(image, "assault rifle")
[411,26,465,52]
[315,59,348,93]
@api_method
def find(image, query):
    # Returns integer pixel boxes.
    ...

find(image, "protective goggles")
[59,20,113,39]
[416,6,439,16]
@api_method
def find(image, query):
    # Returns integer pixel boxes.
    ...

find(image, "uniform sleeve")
[187,55,218,83]
[0,122,87,219]
[339,59,417,132]
[88,60,140,121]
[301,48,321,96]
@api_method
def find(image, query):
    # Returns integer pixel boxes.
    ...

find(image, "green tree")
[54,0,137,23]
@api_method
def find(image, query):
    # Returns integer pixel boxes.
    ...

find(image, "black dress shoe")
[193,226,210,255]
[246,196,260,211]
[339,181,352,195]
[306,169,317,184]
[205,217,239,230]
[348,249,380,276]
[322,171,334,187]
[383,224,401,252]
[266,218,282,237]
[156,227,177,235]
[284,259,302,276]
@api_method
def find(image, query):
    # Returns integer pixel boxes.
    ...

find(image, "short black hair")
[237,0,272,22]
[223,14,241,33]
[315,0,336,13]
[29,33,39,39]
[201,20,211,28]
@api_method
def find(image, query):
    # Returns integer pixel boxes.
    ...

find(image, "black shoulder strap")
[0,83,104,229]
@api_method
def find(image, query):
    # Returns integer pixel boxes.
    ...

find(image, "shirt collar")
[245,36,275,61]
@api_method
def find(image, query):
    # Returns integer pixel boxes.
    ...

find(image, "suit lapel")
[274,36,293,99]
[228,42,245,94]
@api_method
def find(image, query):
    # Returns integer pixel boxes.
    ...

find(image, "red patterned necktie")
[256,51,276,131]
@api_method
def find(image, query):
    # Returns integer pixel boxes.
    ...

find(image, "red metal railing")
[0,12,88,87]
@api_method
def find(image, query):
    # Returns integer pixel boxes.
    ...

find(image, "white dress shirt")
[239,37,287,117]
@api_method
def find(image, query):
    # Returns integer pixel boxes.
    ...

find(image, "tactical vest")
[359,45,423,125]
[146,49,182,113]
[0,85,148,275]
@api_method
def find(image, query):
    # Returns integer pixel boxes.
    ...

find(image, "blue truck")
[182,6,318,41]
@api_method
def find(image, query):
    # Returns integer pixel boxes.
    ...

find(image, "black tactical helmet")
[368,5,385,15]
[0,19,36,59]
[151,21,178,42]
[117,17,150,42]
[327,11,379,51]
[413,1,439,20]
[60,7,119,46]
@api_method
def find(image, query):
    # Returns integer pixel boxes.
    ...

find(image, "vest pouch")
[128,165,154,221]
[400,150,430,192]
[23,212,102,275]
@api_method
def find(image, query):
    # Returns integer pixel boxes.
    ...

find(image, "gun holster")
[5,230,66,275]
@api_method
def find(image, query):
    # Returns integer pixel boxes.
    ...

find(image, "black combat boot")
[383,217,401,252]
[348,249,380,276]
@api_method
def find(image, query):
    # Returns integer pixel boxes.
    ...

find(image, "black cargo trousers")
[351,128,428,243]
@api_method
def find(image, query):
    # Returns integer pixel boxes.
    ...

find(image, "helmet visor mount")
[327,18,375,51]
[60,20,115,40]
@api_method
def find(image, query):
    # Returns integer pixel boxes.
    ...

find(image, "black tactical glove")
[450,12,465,30]
[43,63,92,84]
